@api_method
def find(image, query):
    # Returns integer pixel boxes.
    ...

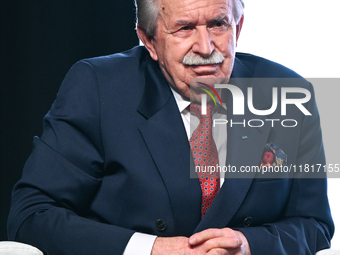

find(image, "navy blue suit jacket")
[8,46,334,254]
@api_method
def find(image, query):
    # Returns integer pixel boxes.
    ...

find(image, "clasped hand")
[151,228,251,255]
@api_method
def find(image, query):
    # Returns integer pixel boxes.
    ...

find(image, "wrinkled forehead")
[157,0,234,24]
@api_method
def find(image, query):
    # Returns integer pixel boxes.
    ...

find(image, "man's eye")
[180,26,191,31]
[215,22,224,27]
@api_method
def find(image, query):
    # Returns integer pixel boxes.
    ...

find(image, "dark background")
[0,1,139,240]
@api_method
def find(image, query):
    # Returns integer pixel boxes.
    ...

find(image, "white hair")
[135,0,245,37]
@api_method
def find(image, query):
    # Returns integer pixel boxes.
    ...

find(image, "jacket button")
[243,217,252,227]
[156,219,167,232]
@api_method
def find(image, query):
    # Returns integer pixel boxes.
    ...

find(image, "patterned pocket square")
[260,142,287,168]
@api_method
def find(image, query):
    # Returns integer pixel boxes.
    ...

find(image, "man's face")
[139,0,243,99]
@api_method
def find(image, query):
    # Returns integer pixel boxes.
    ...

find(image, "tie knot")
[190,103,213,119]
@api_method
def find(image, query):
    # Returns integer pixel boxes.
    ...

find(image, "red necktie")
[189,103,220,217]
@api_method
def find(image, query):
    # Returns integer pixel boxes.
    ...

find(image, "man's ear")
[137,25,159,61]
[236,15,244,45]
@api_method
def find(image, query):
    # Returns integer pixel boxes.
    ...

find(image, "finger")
[189,228,224,245]
[203,236,241,251]
[204,231,251,255]
[205,248,227,255]
[206,248,232,255]
[189,228,242,245]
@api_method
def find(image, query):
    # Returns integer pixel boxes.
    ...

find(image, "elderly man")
[8,0,333,254]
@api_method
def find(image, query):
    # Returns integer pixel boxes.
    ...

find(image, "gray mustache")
[182,51,225,66]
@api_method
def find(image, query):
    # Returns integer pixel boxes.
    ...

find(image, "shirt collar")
[170,87,191,113]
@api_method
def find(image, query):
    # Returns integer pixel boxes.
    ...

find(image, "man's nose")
[192,27,214,58]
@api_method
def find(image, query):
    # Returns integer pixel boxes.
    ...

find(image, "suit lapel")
[137,59,202,236]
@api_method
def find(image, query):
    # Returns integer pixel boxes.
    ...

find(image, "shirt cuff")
[123,232,157,255]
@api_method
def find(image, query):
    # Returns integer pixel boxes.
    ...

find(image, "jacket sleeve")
[236,83,334,254]
[7,60,135,255]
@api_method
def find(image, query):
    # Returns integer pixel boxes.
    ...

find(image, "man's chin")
[190,77,228,88]
[188,70,228,84]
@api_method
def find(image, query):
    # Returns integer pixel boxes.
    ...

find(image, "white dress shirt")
[123,87,228,255]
